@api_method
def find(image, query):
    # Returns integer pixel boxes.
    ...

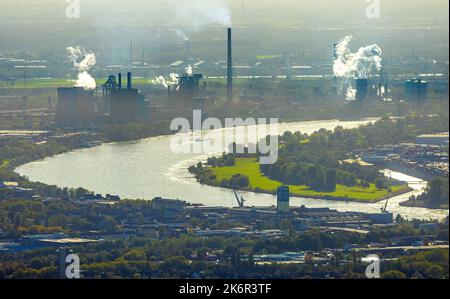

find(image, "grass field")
[210,158,410,202]
[1,76,328,90]
[255,55,284,60]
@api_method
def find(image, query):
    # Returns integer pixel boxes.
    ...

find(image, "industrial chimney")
[118,73,122,90]
[127,72,132,90]
[227,28,233,102]
[356,79,369,102]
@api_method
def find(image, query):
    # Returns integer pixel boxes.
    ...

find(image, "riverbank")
[191,157,413,204]
[9,118,379,190]
[400,199,449,210]
[208,182,413,204]
[15,117,449,221]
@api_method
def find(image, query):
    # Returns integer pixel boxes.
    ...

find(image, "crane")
[381,198,389,213]
[233,188,246,208]
[381,170,392,213]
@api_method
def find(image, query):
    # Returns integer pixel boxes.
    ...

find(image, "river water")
[16,119,448,221]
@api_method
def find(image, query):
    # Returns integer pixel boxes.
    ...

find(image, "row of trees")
[407,177,449,208]
[259,116,448,192]
[191,115,448,193]
[1,229,447,279]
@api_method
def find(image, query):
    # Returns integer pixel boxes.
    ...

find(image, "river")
[16,118,448,221]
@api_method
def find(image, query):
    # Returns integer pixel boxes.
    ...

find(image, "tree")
[231,174,250,188]
[306,165,326,191]
[427,178,449,205]
[426,265,445,279]
[375,178,386,190]
[382,270,407,279]
[325,169,337,192]
[279,219,294,232]
[159,256,189,273]
[98,216,117,232]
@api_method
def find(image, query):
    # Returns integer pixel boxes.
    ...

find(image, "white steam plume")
[345,86,357,101]
[150,66,193,89]
[168,0,232,30]
[150,73,179,88]
[333,36,382,101]
[66,46,97,90]
[333,35,382,79]
[170,29,190,41]
[185,65,193,76]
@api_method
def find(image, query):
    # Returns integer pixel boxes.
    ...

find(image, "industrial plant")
[1,0,449,284]
[53,28,240,128]
[48,25,448,130]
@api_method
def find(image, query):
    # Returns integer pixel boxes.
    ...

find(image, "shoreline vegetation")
[401,200,449,210]
[3,115,448,207]
[190,157,413,203]
[400,178,449,210]
[190,115,449,205]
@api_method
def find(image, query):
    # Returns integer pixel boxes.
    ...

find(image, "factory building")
[228,207,292,223]
[56,87,95,127]
[277,186,290,213]
[405,78,428,104]
[151,197,187,211]
[108,72,148,124]
[168,73,203,99]
[368,213,394,225]
[227,28,233,102]
[227,205,393,227]
[356,79,369,101]
[416,132,449,146]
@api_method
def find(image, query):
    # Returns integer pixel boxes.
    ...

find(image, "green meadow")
[210,158,410,202]
[0,78,152,89]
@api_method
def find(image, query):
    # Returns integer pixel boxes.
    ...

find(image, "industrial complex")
[52,28,239,128]
[45,27,449,129]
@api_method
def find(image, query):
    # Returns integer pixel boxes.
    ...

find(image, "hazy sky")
[1,0,448,25]
[0,0,448,62]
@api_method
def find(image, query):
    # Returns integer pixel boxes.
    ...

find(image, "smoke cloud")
[185,65,193,76]
[150,73,179,89]
[66,46,97,90]
[333,35,382,79]
[149,65,194,89]
[333,36,382,101]
[170,29,190,41]
[167,0,232,30]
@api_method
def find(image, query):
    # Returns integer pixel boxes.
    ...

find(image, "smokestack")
[127,72,132,90]
[57,247,67,280]
[227,28,233,102]
[118,73,122,90]
[356,79,369,102]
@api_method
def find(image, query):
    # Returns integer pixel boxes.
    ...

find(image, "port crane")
[233,188,246,208]
[381,198,389,213]
[381,170,392,213]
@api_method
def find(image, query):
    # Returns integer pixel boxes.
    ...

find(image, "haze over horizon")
[0,0,448,67]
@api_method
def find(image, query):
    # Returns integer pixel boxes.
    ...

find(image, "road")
[353,245,449,253]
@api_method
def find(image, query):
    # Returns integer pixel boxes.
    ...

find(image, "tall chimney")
[127,72,132,90]
[227,28,233,102]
